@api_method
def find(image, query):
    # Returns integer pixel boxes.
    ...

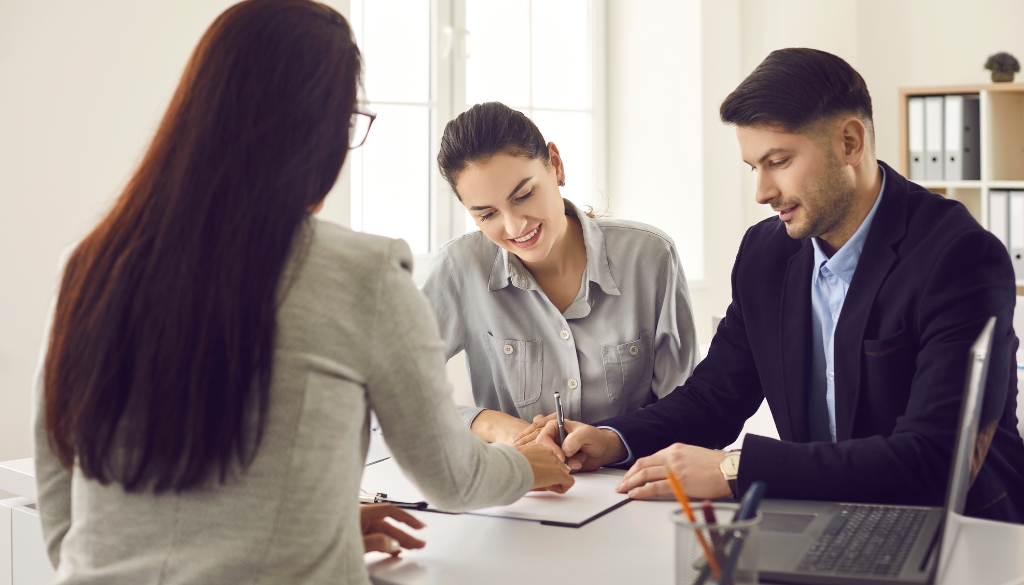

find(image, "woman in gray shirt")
[424,103,699,445]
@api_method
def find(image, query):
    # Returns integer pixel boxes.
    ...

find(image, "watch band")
[727,477,739,500]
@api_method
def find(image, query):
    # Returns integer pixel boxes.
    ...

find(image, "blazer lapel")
[834,162,908,441]
[779,239,814,443]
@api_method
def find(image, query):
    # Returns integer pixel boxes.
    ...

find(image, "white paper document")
[466,470,630,527]
[360,457,630,527]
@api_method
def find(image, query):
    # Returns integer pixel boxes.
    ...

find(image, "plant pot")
[992,71,1015,82]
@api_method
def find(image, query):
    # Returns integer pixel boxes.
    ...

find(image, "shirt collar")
[487,199,621,296]
[812,166,887,285]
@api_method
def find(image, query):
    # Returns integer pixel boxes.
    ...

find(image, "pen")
[554,392,567,447]
[717,482,767,585]
[692,482,766,585]
[665,464,722,581]
[701,500,724,554]
[732,480,766,522]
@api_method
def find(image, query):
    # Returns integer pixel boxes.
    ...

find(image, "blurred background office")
[4,0,1024,472]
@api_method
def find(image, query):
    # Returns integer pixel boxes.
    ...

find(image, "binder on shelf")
[1010,191,1024,279]
[924,96,945,181]
[908,97,926,181]
[989,190,1008,248]
[944,95,981,181]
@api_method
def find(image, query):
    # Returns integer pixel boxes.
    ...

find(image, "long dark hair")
[44,0,361,493]
[437,102,550,198]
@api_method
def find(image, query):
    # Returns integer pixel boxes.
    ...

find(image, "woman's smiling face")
[455,145,567,264]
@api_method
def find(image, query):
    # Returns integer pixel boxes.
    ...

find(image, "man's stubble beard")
[784,151,855,241]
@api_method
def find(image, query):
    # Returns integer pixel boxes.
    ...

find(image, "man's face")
[737,124,855,241]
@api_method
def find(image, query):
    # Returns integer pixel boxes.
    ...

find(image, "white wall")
[607,0,1024,349]
[0,1,230,462]
[5,1,1024,462]
[0,0,350,462]
[606,0,704,281]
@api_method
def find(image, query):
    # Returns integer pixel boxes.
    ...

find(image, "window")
[463,0,602,231]
[332,0,605,256]
[347,0,433,254]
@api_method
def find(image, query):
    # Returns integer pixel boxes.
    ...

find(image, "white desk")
[365,491,1024,585]
[3,441,1023,585]
[361,429,1024,585]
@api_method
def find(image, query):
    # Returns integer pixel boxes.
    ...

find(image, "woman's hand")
[510,412,558,446]
[361,503,426,557]
[515,443,575,493]
[470,409,531,444]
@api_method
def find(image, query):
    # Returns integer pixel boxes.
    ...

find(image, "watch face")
[722,453,740,476]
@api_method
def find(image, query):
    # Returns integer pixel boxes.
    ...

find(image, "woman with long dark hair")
[33,2,572,583]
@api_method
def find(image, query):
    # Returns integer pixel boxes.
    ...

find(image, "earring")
[559,180,566,187]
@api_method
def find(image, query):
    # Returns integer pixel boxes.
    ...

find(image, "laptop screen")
[933,316,996,581]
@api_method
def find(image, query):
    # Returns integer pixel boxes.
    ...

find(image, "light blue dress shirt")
[809,167,886,442]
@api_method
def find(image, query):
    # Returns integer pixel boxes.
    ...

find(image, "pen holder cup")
[670,504,762,585]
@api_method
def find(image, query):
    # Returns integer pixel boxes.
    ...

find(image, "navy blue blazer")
[598,161,1024,523]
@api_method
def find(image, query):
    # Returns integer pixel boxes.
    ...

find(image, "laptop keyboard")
[797,504,929,577]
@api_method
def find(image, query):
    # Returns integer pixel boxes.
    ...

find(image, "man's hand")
[510,412,558,446]
[470,409,530,444]
[361,503,426,557]
[535,419,628,472]
[615,443,730,500]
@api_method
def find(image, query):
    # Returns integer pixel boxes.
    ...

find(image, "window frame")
[323,0,607,284]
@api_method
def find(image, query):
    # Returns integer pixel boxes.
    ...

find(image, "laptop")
[757,316,997,585]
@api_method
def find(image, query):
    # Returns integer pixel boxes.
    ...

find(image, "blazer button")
[629,345,639,356]
[567,378,579,389]
[503,344,514,355]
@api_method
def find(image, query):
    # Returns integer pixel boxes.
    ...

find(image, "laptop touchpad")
[760,513,816,533]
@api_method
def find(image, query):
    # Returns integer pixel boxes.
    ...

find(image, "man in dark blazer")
[540,48,1024,522]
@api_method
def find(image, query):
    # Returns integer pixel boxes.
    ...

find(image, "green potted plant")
[985,52,1020,82]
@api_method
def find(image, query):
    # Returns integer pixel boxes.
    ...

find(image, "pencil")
[664,464,722,581]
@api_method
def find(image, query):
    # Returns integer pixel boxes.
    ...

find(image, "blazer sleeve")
[738,228,1017,505]
[32,249,76,568]
[366,239,532,511]
[596,229,766,457]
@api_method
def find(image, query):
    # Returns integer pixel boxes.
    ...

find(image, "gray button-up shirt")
[422,199,699,426]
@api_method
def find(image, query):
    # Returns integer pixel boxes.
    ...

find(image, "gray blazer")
[32,219,532,585]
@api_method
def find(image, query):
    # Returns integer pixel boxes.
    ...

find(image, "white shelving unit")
[898,83,1024,294]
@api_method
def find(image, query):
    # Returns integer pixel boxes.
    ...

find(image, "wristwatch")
[719,450,741,500]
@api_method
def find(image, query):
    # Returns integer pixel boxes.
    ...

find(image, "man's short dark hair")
[720,48,873,137]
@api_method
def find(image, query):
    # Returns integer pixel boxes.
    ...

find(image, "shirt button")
[560,329,571,340]
[629,345,639,356]
[503,344,514,355]
[567,378,579,389]
[828,371,835,381]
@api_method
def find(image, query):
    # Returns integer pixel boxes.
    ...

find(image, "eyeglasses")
[349,104,376,149]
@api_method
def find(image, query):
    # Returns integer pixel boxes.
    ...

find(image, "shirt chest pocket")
[601,331,653,404]
[484,333,544,407]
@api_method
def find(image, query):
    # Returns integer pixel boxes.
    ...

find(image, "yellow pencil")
[664,464,722,581]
